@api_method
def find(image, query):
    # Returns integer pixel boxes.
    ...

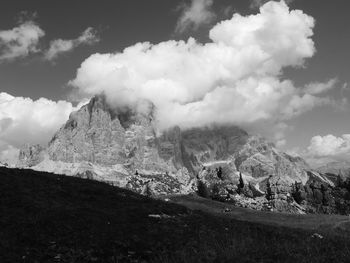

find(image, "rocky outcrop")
[228,194,306,214]
[192,134,312,195]
[46,96,192,176]
[235,136,310,189]
[180,126,249,172]
[18,144,45,167]
[49,96,145,166]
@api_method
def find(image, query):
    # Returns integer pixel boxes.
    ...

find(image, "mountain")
[317,161,350,177]
[316,161,350,185]
[18,95,194,195]
[17,94,330,199]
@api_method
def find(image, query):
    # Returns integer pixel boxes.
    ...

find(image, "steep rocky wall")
[48,95,126,165]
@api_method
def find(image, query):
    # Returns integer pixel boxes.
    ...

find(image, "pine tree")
[217,167,223,180]
[197,180,210,198]
[145,183,152,197]
[239,172,244,189]
[337,173,344,188]
[211,183,220,200]
[266,179,272,201]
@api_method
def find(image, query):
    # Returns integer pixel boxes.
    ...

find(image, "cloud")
[0,144,19,165]
[308,134,350,157]
[302,134,350,167]
[250,0,294,9]
[175,0,216,34]
[304,78,338,95]
[70,1,337,134]
[0,20,45,62]
[44,27,99,61]
[0,92,87,164]
[0,15,99,63]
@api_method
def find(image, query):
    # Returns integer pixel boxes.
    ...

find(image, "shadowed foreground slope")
[170,195,350,234]
[0,167,350,263]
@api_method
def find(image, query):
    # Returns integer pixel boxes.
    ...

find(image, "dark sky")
[1,0,350,160]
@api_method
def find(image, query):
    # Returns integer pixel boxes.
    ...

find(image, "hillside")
[1,167,350,262]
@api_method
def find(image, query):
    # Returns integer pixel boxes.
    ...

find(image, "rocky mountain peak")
[86,94,110,115]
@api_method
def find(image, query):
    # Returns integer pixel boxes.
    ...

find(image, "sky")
[0,0,350,167]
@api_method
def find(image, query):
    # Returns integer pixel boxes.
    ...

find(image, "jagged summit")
[84,94,154,128]
[47,94,161,168]
[67,94,154,129]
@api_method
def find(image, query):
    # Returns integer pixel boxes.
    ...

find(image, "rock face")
[46,96,193,177]
[236,136,310,189]
[18,144,45,167]
[49,96,149,167]
[17,94,323,200]
[18,95,194,195]
[194,134,311,192]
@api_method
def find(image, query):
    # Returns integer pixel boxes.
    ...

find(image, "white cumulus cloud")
[307,134,350,158]
[304,78,338,95]
[70,1,338,132]
[0,20,45,62]
[250,0,294,9]
[175,0,216,33]
[44,27,99,61]
[302,134,350,167]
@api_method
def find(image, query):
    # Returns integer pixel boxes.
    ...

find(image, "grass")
[0,167,350,262]
[170,195,350,234]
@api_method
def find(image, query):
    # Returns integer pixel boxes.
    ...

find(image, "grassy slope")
[169,195,350,234]
[0,167,350,263]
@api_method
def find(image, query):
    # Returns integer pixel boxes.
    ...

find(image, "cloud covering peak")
[70,1,330,131]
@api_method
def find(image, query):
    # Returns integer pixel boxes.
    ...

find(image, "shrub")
[211,183,220,199]
[337,174,344,188]
[197,180,210,198]
[266,181,272,200]
[145,183,152,197]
